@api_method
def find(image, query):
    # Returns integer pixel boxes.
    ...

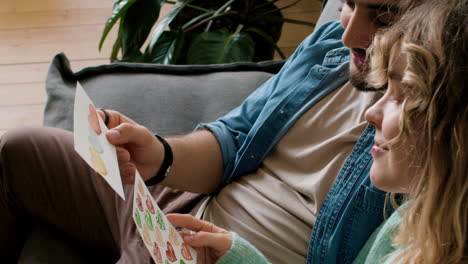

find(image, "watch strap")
[145,134,173,186]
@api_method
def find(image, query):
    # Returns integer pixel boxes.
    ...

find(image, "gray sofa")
[18,1,341,262]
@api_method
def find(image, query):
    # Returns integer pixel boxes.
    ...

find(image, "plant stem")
[282,18,315,27]
[259,0,302,16]
[164,0,211,13]
[183,0,236,32]
[184,11,234,32]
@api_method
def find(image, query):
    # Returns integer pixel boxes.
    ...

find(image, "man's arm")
[103,23,345,193]
[163,129,223,194]
[101,110,223,194]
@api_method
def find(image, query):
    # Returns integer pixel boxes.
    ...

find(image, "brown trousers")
[0,126,206,263]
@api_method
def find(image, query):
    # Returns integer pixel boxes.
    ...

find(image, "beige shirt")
[200,82,379,263]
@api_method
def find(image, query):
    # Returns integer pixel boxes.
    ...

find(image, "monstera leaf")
[121,0,165,58]
[147,0,192,55]
[100,0,165,61]
[148,31,186,64]
[99,0,137,51]
[186,27,254,64]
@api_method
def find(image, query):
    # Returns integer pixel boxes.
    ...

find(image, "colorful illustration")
[154,225,165,247]
[132,170,197,263]
[146,195,155,214]
[73,83,125,199]
[136,194,144,211]
[87,103,108,177]
[88,126,104,154]
[145,209,154,231]
[156,210,166,231]
[87,104,104,155]
[143,225,153,246]
[88,104,102,135]
[89,146,108,176]
[138,180,146,196]
[168,228,180,247]
[153,242,164,264]
[165,241,178,262]
[180,243,193,261]
[134,210,142,228]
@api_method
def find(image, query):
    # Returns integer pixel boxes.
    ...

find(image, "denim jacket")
[200,21,389,264]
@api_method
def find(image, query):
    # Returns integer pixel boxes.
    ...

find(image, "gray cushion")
[43,53,283,136]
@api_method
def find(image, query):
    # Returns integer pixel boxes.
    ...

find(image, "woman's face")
[365,51,415,193]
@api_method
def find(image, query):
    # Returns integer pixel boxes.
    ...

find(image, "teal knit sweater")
[216,232,271,264]
[216,209,404,264]
[352,209,403,264]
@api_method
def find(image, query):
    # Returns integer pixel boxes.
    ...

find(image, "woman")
[168,0,467,263]
[352,0,467,262]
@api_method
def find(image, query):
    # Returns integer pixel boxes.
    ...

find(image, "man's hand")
[167,214,233,264]
[97,109,163,184]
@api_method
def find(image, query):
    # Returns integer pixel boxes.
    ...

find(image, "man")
[0,0,408,263]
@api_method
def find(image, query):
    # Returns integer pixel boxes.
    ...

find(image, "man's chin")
[349,61,374,92]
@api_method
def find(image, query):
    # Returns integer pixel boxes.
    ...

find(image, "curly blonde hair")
[366,0,467,263]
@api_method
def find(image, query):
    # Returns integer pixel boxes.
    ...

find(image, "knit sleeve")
[216,232,271,264]
[352,209,404,264]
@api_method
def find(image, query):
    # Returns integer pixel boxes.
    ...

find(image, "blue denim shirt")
[200,21,389,264]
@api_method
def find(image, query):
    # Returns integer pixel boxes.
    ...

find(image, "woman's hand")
[97,109,163,184]
[167,214,233,264]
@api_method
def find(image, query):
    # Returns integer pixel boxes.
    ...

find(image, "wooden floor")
[0,0,322,138]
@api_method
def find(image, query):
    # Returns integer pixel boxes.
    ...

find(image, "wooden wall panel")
[0,0,322,133]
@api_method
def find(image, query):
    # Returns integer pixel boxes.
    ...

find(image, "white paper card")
[73,82,125,199]
[133,171,197,264]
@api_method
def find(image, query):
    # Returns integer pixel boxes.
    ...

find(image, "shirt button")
[250,155,255,159]
[280,110,285,114]
[318,68,323,72]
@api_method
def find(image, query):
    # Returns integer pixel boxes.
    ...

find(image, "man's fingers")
[97,110,106,124]
[116,147,130,164]
[120,163,136,184]
[115,147,136,184]
[106,123,154,147]
[97,109,137,129]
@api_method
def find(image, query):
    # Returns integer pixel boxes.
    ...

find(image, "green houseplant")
[99,0,314,64]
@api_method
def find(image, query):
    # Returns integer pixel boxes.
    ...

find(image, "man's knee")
[0,126,68,159]
[1,127,31,156]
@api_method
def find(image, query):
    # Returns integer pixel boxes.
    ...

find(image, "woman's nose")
[365,100,383,129]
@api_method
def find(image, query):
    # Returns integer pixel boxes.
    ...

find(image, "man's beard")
[349,61,385,92]
[350,70,373,92]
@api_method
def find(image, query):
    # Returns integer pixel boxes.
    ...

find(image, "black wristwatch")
[145,134,173,186]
